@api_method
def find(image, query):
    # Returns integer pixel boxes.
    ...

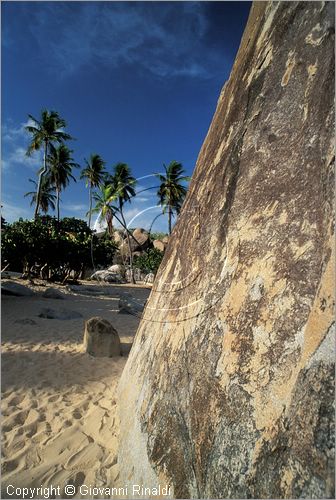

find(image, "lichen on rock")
[117,2,335,498]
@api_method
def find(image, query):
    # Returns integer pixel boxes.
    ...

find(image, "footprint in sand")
[80,402,89,413]
[26,427,37,438]
[7,395,25,407]
[10,440,26,453]
[72,410,82,420]
[48,395,59,403]
[2,410,28,432]
[1,458,19,474]
[62,472,86,498]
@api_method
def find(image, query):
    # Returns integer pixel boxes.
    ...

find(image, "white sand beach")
[1,280,150,499]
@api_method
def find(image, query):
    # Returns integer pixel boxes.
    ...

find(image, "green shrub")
[150,232,167,241]
[133,248,164,274]
[1,217,117,281]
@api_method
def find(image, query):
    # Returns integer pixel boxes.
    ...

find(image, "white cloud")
[1,200,32,223]
[136,197,150,202]
[62,203,87,213]
[2,121,43,171]
[4,146,43,170]
[2,119,34,142]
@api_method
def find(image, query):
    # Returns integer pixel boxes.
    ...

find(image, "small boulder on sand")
[1,281,35,297]
[84,317,121,357]
[42,287,65,300]
[14,318,38,325]
[38,308,82,320]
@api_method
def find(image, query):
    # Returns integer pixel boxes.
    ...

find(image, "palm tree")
[91,184,116,236]
[25,109,72,220]
[80,154,106,228]
[155,161,190,235]
[24,177,57,214]
[110,163,137,283]
[47,144,79,221]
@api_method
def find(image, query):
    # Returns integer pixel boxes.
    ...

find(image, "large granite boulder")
[117,2,335,499]
[133,228,150,249]
[84,317,121,357]
[119,228,150,257]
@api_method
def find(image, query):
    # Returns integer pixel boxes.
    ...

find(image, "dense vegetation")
[133,248,164,274]
[1,217,117,282]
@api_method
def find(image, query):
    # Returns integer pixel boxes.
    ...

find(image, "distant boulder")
[84,316,121,357]
[132,228,149,249]
[119,241,130,257]
[125,268,145,283]
[108,264,126,277]
[144,273,155,284]
[153,240,165,252]
[91,270,125,283]
[113,231,124,246]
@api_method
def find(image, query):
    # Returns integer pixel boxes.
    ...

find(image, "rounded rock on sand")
[83,317,121,358]
[1,281,35,297]
[42,287,65,300]
[38,308,82,320]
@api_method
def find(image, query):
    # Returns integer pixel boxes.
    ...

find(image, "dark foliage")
[134,248,164,274]
[1,217,117,281]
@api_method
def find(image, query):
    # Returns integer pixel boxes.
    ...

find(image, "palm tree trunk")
[88,184,92,228]
[107,218,113,236]
[168,205,172,235]
[34,140,48,220]
[57,187,60,222]
[106,208,113,236]
[120,202,135,284]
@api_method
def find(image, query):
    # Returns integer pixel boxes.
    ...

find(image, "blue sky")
[2,1,250,232]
